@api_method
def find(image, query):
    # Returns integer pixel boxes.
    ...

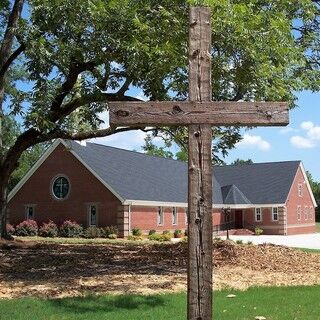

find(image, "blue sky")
[93,88,320,180]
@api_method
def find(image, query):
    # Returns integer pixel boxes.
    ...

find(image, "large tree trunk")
[0,165,12,240]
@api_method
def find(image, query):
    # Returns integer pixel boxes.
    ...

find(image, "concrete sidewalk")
[228,233,320,250]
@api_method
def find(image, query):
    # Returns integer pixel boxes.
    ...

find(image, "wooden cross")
[109,7,289,320]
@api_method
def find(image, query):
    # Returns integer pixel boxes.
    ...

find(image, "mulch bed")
[0,239,319,298]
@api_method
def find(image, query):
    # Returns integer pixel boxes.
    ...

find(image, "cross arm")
[109,101,289,127]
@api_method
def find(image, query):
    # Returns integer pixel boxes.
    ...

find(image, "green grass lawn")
[0,286,319,320]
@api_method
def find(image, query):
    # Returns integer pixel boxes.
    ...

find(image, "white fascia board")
[8,139,62,202]
[124,200,284,209]
[66,143,125,203]
[300,162,317,208]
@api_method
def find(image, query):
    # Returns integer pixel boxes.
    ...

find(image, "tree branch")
[0,43,25,78]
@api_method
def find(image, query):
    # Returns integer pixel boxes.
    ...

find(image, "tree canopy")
[0,0,320,237]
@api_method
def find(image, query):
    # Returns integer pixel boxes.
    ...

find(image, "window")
[298,184,303,197]
[255,208,262,222]
[297,205,301,221]
[25,205,35,220]
[304,206,308,220]
[309,206,313,220]
[89,204,98,226]
[172,207,177,225]
[272,207,278,221]
[185,209,188,225]
[157,207,164,225]
[52,176,70,199]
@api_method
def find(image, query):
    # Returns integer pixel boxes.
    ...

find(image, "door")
[234,210,243,229]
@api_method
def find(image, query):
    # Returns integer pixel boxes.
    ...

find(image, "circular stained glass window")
[52,176,70,199]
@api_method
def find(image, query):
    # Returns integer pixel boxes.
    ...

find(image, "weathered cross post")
[109,6,289,320]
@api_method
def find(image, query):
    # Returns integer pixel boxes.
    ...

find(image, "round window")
[52,176,70,199]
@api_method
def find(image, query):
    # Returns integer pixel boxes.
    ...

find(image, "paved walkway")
[228,233,320,250]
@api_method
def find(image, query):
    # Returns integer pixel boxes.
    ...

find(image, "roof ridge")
[218,160,301,169]
[85,141,188,164]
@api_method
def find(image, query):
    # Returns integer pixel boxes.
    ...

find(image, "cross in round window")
[52,176,70,199]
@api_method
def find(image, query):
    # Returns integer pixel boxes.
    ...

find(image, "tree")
[231,158,253,165]
[1,0,320,238]
[306,171,320,220]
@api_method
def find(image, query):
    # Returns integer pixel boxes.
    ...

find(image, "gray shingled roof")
[65,140,300,205]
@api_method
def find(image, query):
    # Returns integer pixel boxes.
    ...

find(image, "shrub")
[39,221,58,238]
[132,227,142,236]
[255,227,264,236]
[99,226,118,238]
[162,230,170,235]
[6,224,15,236]
[84,226,101,239]
[108,233,117,239]
[148,233,171,242]
[214,236,222,241]
[174,229,183,238]
[59,220,83,238]
[247,241,253,245]
[148,229,156,236]
[15,220,38,236]
[148,233,163,241]
[236,239,243,245]
[127,235,143,241]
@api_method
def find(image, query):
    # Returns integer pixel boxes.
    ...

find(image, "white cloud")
[290,136,315,149]
[135,90,149,101]
[301,121,314,131]
[290,121,320,149]
[236,134,271,151]
[92,130,147,151]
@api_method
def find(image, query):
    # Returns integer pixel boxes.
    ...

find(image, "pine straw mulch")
[0,239,319,298]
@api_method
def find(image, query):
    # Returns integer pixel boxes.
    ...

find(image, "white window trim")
[309,206,313,220]
[272,207,279,221]
[298,183,303,197]
[304,205,308,221]
[255,207,262,222]
[25,204,36,220]
[297,205,301,221]
[185,209,188,225]
[172,207,178,225]
[88,203,98,227]
[157,207,164,226]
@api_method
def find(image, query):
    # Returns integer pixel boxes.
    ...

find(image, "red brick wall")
[285,165,316,234]
[130,205,222,233]
[8,143,121,228]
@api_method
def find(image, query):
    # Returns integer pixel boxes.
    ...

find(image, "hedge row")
[6,220,118,239]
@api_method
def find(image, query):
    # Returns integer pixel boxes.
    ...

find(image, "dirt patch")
[0,240,319,298]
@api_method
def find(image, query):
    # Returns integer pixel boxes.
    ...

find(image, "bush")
[162,230,170,235]
[247,241,253,245]
[255,227,264,236]
[100,226,118,238]
[148,233,171,242]
[127,235,143,241]
[148,229,156,235]
[174,229,183,238]
[39,221,58,238]
[132,227,142,236]
[236,239,243,245]
[84,226,101,239]
[108,233,117,239]
[6,224,15,236]
[59,220,83,238]
[15,220,38,236]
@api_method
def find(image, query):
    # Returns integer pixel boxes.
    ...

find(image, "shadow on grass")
[49,294,166,314]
